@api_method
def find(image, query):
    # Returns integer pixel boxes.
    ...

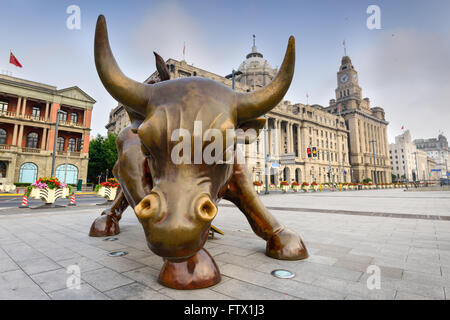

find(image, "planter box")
[254,185,263,193]
[97,186,118,201]
[0,184,16,193]
[30,187,69,204]
[281,186,288,193]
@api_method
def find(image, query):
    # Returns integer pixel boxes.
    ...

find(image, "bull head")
[94,15,295,260]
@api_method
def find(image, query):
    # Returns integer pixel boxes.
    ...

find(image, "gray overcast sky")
[1,0,449,142]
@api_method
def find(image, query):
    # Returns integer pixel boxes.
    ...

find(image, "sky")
[1,0,449,143]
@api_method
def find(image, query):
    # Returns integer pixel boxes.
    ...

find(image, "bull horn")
[95,15,151,117]
[235,36,295,123]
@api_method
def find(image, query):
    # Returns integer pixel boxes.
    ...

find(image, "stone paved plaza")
[1,189,450,300]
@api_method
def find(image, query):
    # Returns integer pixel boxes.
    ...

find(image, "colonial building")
[414,134,449,179]
[0,74,95,185]
[105,41,366,184]
[389,130,428,182]
[325,56,391,183]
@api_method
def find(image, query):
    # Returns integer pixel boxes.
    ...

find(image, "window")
[19,162,38,183]
[58,110,68,122]
[26,132,39,148]
[0,101,8,114]
[0,128,6,144]
[68,138,77,152]
[31,106,41,120]
[56,137,65,151]
[55,164,78,184]
[70,112,78,124]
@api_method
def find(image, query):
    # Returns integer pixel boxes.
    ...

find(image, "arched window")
[0,128,6,144]
[56,137,65,151]
[70,112,78,123]
[68,138,76,152]
[58,110,68,122]
[19,162,38,183]
[26,132,39,148]
[55,164,78,184]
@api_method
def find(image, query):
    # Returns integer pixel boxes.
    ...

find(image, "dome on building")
[235,35,277,89]
[238,44,273,73]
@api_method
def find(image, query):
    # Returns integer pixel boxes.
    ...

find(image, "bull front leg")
[89,185,129,237]
[223,163,308,260]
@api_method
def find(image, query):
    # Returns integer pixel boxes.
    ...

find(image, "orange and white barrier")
[68,193,76,206]
[19,195,29,208]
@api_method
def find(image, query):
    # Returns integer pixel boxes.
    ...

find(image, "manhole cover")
[103,237,119,241]
[271,269,295,279]
[107,251,128,257]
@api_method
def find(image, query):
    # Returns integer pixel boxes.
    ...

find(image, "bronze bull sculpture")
[89,15,308,290]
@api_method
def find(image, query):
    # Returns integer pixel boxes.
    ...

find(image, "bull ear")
[235,36,295,124]
[236,118,266,144]
[154,52,170,81]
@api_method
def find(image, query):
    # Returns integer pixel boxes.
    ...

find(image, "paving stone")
[57,256,104,272]
[0,255,19,273]
[0,269,49,300]
[17,256,61,275]
[212,278,299,300]
[122,266,164,291]
[395,291,435,300]
[31,268,85,293]
[49,283,110,300]
[95,256,146,273]
[104,282,171,300]
[159,287,234,300]
[81,267,135,292]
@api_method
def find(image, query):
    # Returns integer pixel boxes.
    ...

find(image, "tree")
[87,133,118,183]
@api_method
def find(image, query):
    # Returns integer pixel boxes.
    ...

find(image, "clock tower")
[335,56,362,109]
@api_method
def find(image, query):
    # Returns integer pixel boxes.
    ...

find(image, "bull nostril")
[135,193,161,221]
[196,196,217,222]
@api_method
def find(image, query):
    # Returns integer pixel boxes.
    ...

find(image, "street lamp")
[369,139,378,188]
[225,69,243,90]
[50,110,64,177]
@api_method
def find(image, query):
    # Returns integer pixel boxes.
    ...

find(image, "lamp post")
[225,69,243,90]
[50,110,64,177]
[263,115,270,194]
[369,139,378,188]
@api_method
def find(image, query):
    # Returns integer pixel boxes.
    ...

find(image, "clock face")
[340,74,349,83]
[353,74,358,82]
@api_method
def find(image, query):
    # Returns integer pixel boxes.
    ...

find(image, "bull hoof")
[266,228,308,260]
[89,213,120,237]
[158,248,221,289]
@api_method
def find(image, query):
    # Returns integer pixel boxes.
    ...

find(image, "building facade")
[105,43,390,185]
[389,130,428,182]
[0,74,95,185]
[414,134,449,179]
[325,56,391,183]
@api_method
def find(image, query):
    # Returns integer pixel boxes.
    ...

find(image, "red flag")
[9,52,23,68]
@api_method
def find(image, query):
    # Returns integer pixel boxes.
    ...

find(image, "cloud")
[355,28,450,142]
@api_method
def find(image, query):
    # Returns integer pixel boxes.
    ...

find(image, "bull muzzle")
[134,191,217,260]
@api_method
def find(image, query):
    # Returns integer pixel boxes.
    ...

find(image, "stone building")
[0,74,95,185]
[325,56,391,183]
[389,130,427,182]
[105,41,367,184]
[414,134,449,179]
